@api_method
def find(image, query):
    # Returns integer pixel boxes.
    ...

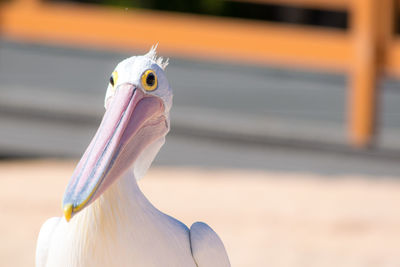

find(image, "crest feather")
[145,44,169,70]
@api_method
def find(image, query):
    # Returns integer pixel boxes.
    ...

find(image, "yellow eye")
[141,69,158,91]
[110,71,118,88]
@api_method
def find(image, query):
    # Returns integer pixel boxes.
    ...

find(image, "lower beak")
[62,84,166,221]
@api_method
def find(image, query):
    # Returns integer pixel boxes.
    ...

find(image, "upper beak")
[62,84,166,221]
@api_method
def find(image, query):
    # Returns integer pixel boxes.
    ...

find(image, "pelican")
[35,47,230,267]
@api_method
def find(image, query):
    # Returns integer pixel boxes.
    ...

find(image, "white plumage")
[36,47,230,267]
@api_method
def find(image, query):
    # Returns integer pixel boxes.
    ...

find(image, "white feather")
[190,222,231,267]
[145,44,169,70]
[39,171,197,267]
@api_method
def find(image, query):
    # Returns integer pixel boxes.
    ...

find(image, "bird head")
[62,47,171,221]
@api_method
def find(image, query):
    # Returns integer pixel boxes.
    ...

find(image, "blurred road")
[1,39,400,176]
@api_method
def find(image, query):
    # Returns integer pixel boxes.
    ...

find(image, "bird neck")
[92,169,153,220]
[71,170,155,242]
[64,170,163,266]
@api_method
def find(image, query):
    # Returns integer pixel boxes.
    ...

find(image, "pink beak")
[62,84,167,221]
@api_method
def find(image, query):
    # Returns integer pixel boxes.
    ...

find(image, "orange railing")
[0,0,397,148]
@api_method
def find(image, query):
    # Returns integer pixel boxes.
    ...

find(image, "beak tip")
[63,203,73,222]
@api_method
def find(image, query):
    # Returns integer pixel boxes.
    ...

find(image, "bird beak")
[62,84,166,221]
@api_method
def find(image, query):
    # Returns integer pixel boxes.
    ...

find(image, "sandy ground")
[1,160,400,267]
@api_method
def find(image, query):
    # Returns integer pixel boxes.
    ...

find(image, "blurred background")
[1,0,400,266]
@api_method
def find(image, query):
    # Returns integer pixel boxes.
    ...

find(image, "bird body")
[36,48,230,267]
[37,172,198,267]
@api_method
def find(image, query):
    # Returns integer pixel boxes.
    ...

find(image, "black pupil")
[109,76,114,86]
[146,73,155,86]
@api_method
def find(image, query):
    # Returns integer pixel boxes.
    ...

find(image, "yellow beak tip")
[63,203,73,222]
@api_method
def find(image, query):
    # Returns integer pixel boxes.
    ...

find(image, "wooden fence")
[0,0,398,148]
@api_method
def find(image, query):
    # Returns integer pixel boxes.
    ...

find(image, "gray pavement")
[1,39,400,176]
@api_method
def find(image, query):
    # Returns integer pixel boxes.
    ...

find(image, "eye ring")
[141,69,158,91]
